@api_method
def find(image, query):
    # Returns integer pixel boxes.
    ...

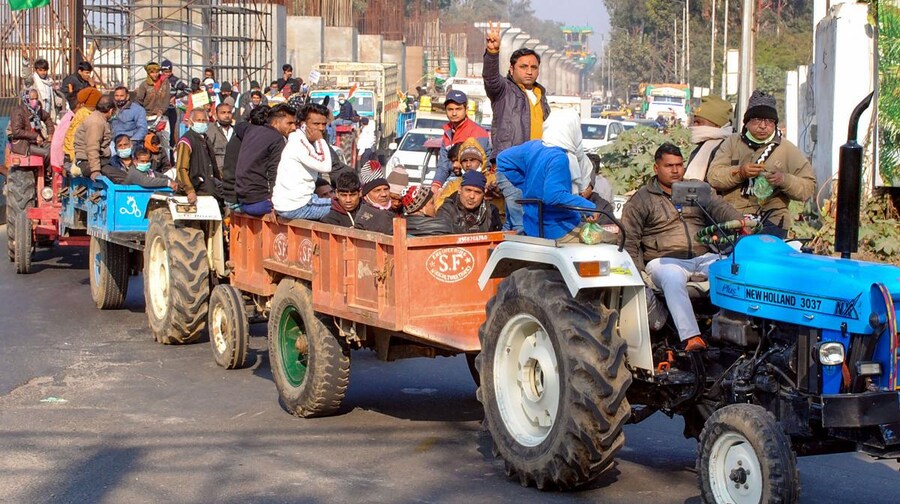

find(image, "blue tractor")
[474,94,899,502]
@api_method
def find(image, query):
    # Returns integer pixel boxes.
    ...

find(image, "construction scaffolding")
[0,0,278,98]
[84,1,277,89]
[356,0,403,41]
[286,0,354,27]
[0,0,78,99]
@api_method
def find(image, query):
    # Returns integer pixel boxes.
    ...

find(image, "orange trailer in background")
[213,212,505,416]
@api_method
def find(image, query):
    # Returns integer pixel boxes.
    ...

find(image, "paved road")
[0,229,897,503]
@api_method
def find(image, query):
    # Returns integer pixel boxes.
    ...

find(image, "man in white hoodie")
[684,96,733,181]
[272,103,334,220]
[540,109,615,205]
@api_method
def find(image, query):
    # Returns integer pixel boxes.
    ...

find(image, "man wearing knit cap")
[354,160,396,235]
[402,186,452,236]
[708,90,815,236]
[436,170,501,234]
[685,96,733,181]
[135,61,172,118]
[386,163,410,212]
[431,90,490,193]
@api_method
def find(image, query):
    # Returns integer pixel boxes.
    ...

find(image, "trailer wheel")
[208,284,250,369]
[144,209,209,344]
[698,404,799,504]
[477,268,631,490]
[268,279,350,418]
[89,236,130,309]
[7,168,35,264]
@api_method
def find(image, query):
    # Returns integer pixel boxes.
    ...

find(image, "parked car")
[386,128,443,186]
[581,118,625,151]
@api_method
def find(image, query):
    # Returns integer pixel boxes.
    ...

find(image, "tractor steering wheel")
[696,218,761,253]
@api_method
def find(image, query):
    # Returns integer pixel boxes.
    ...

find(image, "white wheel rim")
[493,313,560,447]
[708,432,763,504]
[147,235,170,320]
[211,300,229,354]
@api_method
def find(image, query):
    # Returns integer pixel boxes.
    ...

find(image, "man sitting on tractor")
[402,185,452,236]
[430,90,491,195]
[101,134,174,189]
[272,103,334,221]
[9,88,54,162]
[72,94,114,180]
[354,161,396,235]
[435,170,502,234]
[322,171,363,227]
[235,103,296,215]
[174,108,221,203]
[621,143,746,352]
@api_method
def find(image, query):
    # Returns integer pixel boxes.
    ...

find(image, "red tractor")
[4,147,88,274]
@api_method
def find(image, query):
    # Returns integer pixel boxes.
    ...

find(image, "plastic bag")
[580,223,607,245]
[751,174,774,203]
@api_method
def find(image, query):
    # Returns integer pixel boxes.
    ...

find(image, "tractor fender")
[477,238,645,296]
[477,237,656,374]
[145,193,222,222]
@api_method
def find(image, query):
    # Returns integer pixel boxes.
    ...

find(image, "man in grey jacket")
[483,22,551,232]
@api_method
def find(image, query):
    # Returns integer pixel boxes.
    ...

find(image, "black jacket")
[406,215,452,236]
[436,193,502,234]
[321,198,360,227]
[222,122,250,205]
[62,73,92,110]
[235,124,286,205]
[101,156,171,189]
[354,203,395,235]
[179,130,220,198]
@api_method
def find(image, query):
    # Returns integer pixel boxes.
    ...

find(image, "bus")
[641,84,691,125]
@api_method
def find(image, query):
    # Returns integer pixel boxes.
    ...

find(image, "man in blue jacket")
[110,86,148,143]
[497,139,598,241]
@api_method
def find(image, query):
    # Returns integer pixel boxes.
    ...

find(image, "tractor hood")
[710,235,900,335]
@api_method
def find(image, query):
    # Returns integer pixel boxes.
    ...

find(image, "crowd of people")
[8,23,816,355]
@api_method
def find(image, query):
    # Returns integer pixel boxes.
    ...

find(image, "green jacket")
[707,134,815,230]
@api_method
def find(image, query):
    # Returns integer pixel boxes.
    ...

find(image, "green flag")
[448,50,458,78]
[10,0,50,11]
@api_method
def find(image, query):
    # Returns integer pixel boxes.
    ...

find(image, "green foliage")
[789,193,900,265]
[879,4,900,184]
[592,125,693,195]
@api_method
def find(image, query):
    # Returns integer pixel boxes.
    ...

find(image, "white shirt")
[272,129,333,212]
[524,88,538,106]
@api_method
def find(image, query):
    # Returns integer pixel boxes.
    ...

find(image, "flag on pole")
[10,0,50,11]
[448,50,458,78]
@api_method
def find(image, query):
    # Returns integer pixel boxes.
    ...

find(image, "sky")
[530,0,610,51]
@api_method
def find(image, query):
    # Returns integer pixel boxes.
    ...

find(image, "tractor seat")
[335,125,354,134]
[641,271,710,299]
[5,148,44,168]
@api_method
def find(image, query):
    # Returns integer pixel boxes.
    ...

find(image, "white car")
[386,128,444,186]
[581,118,625,151]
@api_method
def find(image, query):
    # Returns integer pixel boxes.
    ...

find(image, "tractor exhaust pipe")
[834,92,875,259]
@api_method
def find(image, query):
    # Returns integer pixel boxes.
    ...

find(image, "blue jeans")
[240,199,273,216]
[277,196,332,220]
[495,171,523,232]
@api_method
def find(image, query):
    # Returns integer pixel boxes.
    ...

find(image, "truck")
[641,83,691,124]
[312,62,400,149]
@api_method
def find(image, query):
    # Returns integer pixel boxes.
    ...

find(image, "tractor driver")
[621,143,746,352]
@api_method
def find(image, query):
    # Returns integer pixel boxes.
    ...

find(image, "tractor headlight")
[818,342,845,366]
[41,187,53,202]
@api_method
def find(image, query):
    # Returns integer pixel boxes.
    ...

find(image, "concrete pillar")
[785,70,799,145]
[358,34,384,63]
[548,53,562,95]
[406,46,425,92]
[542,50,557,94]
[287,16,324,80]
[270,4,287,83]
[499,28,523,78]
[523,38,540,50]
[324,26,358,62]
[383,40,406,91]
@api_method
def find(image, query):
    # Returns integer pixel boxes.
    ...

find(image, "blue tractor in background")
[474,93,899,502]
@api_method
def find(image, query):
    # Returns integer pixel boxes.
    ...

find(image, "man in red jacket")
[431,90,490,193]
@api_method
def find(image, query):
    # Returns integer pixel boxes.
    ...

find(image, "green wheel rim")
[279,305,308,388]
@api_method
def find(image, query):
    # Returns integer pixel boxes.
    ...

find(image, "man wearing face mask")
[235,103,297,215]
[684,96,733,181]
[207,103,234,169]
[707,90,815,236]
[333,93,356,128]
[272,103,334,220]
[101,135,174,189]
[73,95,115,180]
[175,108,221,204]
[110,86,148,143]
[9,88,55,161]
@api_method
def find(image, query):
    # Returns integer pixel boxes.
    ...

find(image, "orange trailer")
[212,212,505,416]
